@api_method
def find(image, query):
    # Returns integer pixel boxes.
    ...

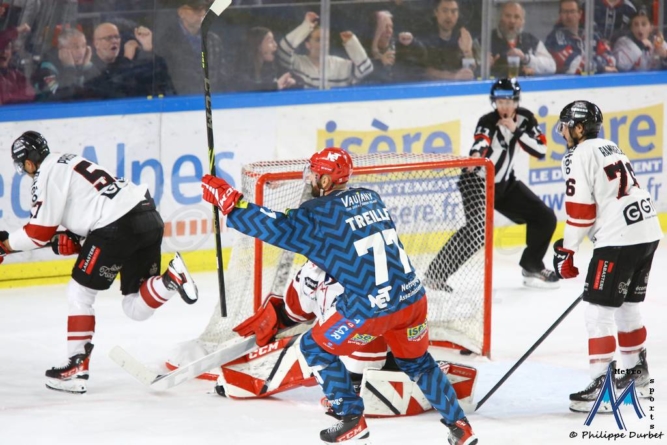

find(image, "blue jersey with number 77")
[226,187,426,321]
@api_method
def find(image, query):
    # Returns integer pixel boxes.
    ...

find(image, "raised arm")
[278,12,318,70]
[201,174,314,256]
[340,31,373,82]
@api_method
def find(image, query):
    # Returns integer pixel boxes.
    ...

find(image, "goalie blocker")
[215,333,477,417]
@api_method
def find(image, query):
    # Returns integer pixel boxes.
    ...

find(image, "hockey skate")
[163,252,198,304]
[443,417,478,445]
[616,349,651,398]
[522,268,560,289]
[45,343,94,394]
[569,361,616,413]
[320,414,371,444]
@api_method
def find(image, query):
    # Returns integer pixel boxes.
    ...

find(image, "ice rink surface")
[0,242,665,445]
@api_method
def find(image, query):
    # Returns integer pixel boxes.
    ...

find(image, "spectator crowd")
[0,0,664,105]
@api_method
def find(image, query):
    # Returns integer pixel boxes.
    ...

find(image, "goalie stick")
[109,335,256,391]
[201,0,232,317]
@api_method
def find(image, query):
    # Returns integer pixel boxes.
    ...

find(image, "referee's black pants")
[495,177,557,272]
[426,174,557,281]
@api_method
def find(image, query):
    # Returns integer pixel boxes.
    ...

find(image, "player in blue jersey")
[201,148,478,445]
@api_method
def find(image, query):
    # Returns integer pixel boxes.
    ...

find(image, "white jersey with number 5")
[9,153,148,252]
[561,138,663,252]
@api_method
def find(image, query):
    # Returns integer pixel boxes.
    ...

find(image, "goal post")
[169,152,494,374]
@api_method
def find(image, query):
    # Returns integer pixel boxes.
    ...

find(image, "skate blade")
[636,385,652,398]
[322,431,371,445]
[45,378,87,394]
[322,439,371,445]
[523,277,560,289]
[569,401,611,413]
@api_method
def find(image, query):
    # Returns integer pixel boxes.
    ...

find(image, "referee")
[425,78,559,290]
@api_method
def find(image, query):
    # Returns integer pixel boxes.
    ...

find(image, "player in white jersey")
[0,131,199,394]
[552,101,662,412]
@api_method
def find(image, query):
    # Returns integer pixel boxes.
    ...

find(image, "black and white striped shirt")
[470,108,547,183]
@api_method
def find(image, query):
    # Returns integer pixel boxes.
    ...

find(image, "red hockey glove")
[51,231,82,256]
[233,294,286,347]
[201,174,243,216]
[0,231,9,265]
[553,239,579,279]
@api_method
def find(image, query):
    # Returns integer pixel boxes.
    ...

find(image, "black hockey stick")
[201,0,232,317]
[475,294,584,411]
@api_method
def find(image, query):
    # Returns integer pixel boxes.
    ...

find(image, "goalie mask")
[12,131,50,174]
[304,148,353,194]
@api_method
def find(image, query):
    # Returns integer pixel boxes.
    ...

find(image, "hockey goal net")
[169,152,494,372]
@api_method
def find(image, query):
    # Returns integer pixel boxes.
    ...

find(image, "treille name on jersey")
[341,189,391,231]
[344,208,391,231]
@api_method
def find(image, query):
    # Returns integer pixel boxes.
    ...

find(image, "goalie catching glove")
[201,174,243,216]
[233,294,297,347]
[51,231,82,256]
[553,238,578,279]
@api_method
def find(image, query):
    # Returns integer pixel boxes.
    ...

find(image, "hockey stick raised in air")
[202,0,232,317]
[109,335,256,391]
[475,294,584,411]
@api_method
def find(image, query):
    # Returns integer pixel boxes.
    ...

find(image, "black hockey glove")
[553,239,579,279]
[51,231,83,256]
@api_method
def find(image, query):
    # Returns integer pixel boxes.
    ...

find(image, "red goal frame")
[247,157,495,357]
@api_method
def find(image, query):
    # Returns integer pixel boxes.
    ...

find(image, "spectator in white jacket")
[613,9,667,72]
[278,11,373,88]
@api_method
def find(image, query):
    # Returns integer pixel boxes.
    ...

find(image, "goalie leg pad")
[359,361,477,417]
[217,335,315,398]
[435,361,477,409]
[361,369,431,417]
[394,353,465,424]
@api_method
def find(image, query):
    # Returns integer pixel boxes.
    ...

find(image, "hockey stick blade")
[109,346,160,386]
[209,0,232,15]
[110,336,258,391]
